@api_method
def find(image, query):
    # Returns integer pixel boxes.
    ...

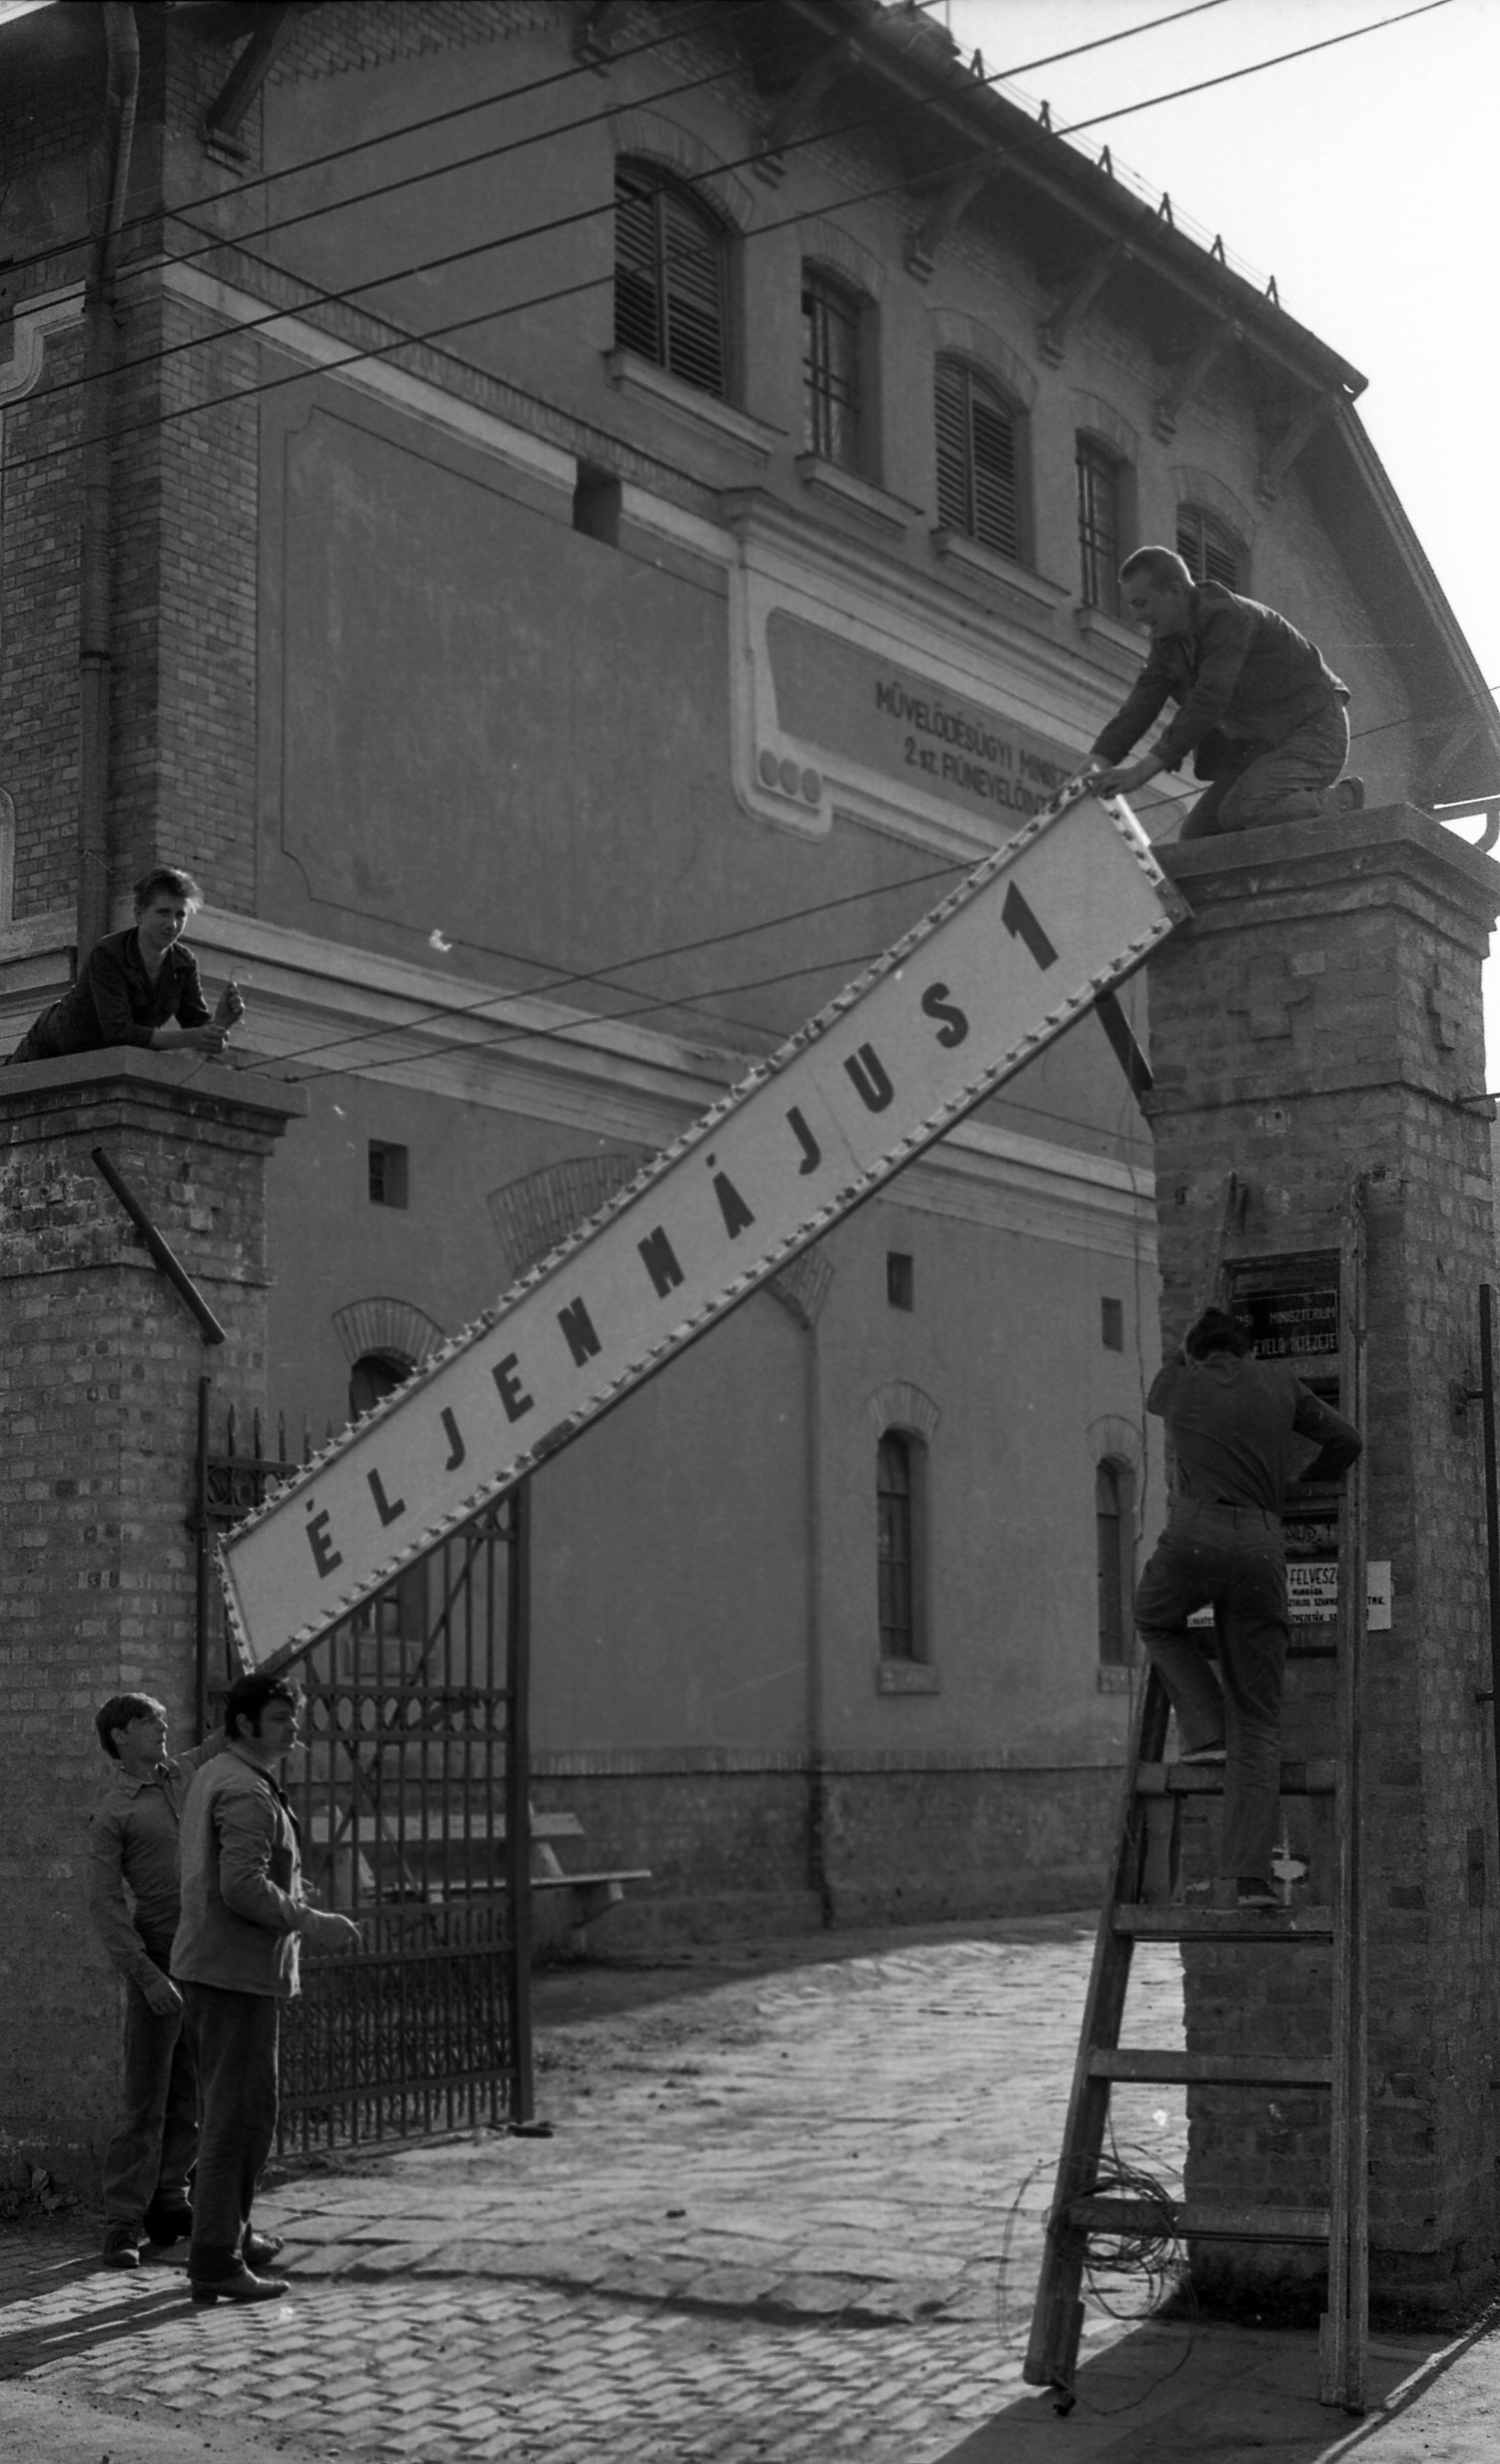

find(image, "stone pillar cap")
[1157,803,1500,924]
[0,1045,308,1124]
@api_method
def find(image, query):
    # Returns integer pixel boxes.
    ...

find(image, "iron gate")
[191,1382,533,2150]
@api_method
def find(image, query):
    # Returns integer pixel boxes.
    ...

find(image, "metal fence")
[190,1380,532,2149]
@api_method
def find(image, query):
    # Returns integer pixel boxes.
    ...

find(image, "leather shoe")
[191,2265,289,2306]
[101,2223,142,2269]
[242,2231,285,2270]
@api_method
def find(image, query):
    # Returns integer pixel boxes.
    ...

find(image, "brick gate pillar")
[0,1050,304,2191]
[1144,806,1500,2314]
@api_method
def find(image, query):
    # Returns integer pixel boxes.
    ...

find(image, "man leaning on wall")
[87,1694,227,2270]
[1087,545,1364,837]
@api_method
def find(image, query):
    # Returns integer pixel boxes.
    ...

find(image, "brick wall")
[0,1052,302,2188]
[109,278,260,909]
[1144,808,1500,2314]
[1,324,85,922]
[527,1758,1118,1952]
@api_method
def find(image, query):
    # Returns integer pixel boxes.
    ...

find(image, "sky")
[942,0,1500,1075]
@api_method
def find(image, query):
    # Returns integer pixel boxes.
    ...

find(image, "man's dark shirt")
[1091,582,1346,773]
[1147,1353,1362,1515]
[88,1735,226,1987]
[21,929,209,1059]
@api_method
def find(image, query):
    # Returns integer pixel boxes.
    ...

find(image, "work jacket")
[18,930,209,1060]
[172,1744,308,2000]
[1091,582,1346,773]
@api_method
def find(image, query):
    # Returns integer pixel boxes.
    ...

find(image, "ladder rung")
[1089,2049,1331,2087]
[1112,1904,1334,1941]
[1134,1759,1336,1796]
[1069,2196,1329,2245]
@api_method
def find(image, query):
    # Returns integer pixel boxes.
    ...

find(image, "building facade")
[2,0,1496,1942]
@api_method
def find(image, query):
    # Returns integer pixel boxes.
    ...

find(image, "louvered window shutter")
[934,358,1021,560]
[1177,506,1242,590]
[969,390,1018,558]
[614,163,726,399]
[661,188,725,397]
[614,169,661,362]
[934,359,969,532]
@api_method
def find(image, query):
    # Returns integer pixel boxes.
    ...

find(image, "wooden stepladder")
[1023,1181,1369,2412]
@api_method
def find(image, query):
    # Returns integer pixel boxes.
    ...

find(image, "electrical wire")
[223,657,1500,1085]
[3,0,1388,477]
[0,0,1235,304]
[255,858,969,1073]
[0,1,745,291]
[993,2127,1193,2419]
[1052,0,1453,143]
[7,5,1488,1075]
[0,139,1017,482]
[272,938,904,1082]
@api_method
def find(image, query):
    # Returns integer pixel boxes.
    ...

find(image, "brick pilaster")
[1145,806,1500,2313]
[0,1052,303,2188]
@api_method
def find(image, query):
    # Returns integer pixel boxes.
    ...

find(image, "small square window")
[887,1252,914,1310]
[573,461,622,545]
[1101,1297,1124,1351]
[369,1141,409,1208]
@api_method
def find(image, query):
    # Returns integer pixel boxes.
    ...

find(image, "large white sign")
[220,790,1184,1666]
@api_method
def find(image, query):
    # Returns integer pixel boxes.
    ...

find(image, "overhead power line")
[0,1,743,291]
[253,858,969,1074]
[10,0,1238,443]
[1,0,1231,300]
[257,663,1500,1082]
[1053,0,1453,142]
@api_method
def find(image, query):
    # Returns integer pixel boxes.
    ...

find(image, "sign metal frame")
[220,787,1186,1668]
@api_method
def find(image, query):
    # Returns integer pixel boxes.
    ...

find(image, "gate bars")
[190,1378,532,2147]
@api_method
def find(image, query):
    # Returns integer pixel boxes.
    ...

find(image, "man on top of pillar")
[1134,1306,1363,1909]
[1087,546,1364,838]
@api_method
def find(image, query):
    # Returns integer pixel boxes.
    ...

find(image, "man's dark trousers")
[180,1981,280,2278]
[1134,1498,1289,1883]
[101,1941,196,2225]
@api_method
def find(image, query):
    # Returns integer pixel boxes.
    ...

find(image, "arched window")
[1077,435,1126,615]
[801,266,866,471]
[349,1350,415,1422]
[934,355,1024,561]
[614,159,728,398]
[877,1428,927,1661]
[1096,1458,1136,1666]
[1176,504,1244,590]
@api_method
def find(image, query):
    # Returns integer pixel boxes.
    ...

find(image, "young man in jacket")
[172,1669,361,2305]
[1088,546,1364,837]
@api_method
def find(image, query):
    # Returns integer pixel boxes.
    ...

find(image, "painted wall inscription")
[766,612,1073,825]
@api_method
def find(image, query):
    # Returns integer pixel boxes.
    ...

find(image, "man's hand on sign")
[1089,755,1164,798]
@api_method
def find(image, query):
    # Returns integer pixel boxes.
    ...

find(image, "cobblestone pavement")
[2,1922,1193,2463]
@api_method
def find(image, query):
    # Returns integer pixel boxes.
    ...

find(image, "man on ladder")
[1135,1306,1363,1909]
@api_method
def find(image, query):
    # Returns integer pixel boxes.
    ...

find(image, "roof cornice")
[779,0,1366,405]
